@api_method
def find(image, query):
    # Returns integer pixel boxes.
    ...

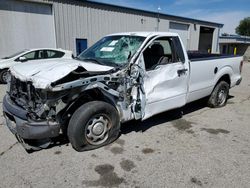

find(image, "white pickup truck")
[3,32,243,152]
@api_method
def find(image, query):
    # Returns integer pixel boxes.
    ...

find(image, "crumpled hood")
[10,58,114,89]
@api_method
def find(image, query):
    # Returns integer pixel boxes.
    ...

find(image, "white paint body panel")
[130,32,242,120]
[187,56,242,103]
[143,62,189,120]
[10,59,113,89]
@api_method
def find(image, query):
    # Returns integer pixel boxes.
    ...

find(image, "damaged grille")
[9,76,38,110]
[8,76,61,120]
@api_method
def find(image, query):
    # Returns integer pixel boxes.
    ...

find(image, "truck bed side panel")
[187,56,242,103]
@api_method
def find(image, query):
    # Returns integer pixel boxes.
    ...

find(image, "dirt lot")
[0,63,250,188]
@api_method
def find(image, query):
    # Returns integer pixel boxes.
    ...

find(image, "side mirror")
[19,56,27,62]
[130,64,140,79]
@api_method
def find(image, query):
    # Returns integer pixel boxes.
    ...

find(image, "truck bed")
[187,51,240,61]
[186,53,242,103]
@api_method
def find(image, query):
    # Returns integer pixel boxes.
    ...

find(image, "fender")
[213,65,233,87]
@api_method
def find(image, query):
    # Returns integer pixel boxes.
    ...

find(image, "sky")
[93,0,249,34]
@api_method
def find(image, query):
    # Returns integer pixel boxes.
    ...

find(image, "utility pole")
[156,6,161,31]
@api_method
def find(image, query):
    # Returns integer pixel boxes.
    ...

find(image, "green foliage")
[236,17,250,36]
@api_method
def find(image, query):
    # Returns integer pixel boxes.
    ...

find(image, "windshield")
[77,35,145,67]
[1,50,27,59]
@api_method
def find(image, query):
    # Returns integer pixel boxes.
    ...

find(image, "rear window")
[46,50,65,58]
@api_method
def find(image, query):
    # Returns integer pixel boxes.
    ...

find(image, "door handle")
[177,68,188,76]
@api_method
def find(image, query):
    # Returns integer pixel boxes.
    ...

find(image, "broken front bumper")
[2,95,60,140]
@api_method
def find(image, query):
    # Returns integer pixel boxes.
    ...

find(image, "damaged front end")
[3,64,144,151]
[3,34,148,151]
[3,76,62,150]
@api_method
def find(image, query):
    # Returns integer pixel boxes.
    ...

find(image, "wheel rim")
[217,87,227,105]
[2,71,9,83]
[85,115,111,145]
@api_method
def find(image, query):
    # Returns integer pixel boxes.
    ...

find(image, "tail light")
[240,60,243,73]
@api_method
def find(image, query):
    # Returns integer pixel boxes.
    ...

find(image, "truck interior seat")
[144,44,164,70]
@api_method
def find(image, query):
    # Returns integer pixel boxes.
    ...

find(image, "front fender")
[0,61,17,70]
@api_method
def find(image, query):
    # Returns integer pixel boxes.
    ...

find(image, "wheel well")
[0,68,9,73]
[74,88,115,107]
[216,74,231,87]
[59,88,116,124]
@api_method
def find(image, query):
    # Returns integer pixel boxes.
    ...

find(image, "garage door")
[169,22,189,49]
[0,1,56,58]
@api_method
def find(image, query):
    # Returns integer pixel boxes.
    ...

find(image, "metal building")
[0,0,223,57]
[219,34,250,61]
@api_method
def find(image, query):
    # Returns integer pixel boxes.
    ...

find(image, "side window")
[23,51,36,60]
[143,37,186,70]
[46,50,65,58]
[143,37,175,70]
[21,50,49,61]
[38,50,45,59]
[158,40,172,55]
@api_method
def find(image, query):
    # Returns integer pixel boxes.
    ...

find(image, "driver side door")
[141,36,189,120]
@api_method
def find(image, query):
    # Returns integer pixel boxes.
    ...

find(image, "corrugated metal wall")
[0,0,221,56]
[0,0,56,58]
[50,0,220,54]
[52,0,171,54]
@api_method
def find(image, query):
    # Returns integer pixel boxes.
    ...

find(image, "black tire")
[0,69,9,84]
[67,101,120,151]
[208,81,229,108]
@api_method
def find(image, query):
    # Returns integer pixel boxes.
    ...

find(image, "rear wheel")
[67,101,120,151]
[208,81,229,108]
[0,69,9,84]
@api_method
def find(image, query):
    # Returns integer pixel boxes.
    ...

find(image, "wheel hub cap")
[92,122,105,135]
[85,115,110,145]
[218,89,226,104]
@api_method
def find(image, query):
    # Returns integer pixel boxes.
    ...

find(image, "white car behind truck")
[3,32,243,152]
[0,48,73,83]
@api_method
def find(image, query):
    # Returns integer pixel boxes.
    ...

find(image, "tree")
[236,17,250,36]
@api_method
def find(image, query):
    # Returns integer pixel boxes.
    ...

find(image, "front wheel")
[208,81,229,108]
[67,101,120,151]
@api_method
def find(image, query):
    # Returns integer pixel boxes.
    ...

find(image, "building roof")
[85,0,223,28]
[107,31,179,37]
[219,34,250,44]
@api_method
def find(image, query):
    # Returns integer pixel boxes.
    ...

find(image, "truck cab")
[133,33,190,120]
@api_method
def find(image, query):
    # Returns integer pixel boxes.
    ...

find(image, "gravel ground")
[0,63,250,188]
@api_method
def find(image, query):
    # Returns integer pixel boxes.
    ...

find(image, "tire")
[67,101,120,151]
[0,69,9,84]
[208,81,229,108]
